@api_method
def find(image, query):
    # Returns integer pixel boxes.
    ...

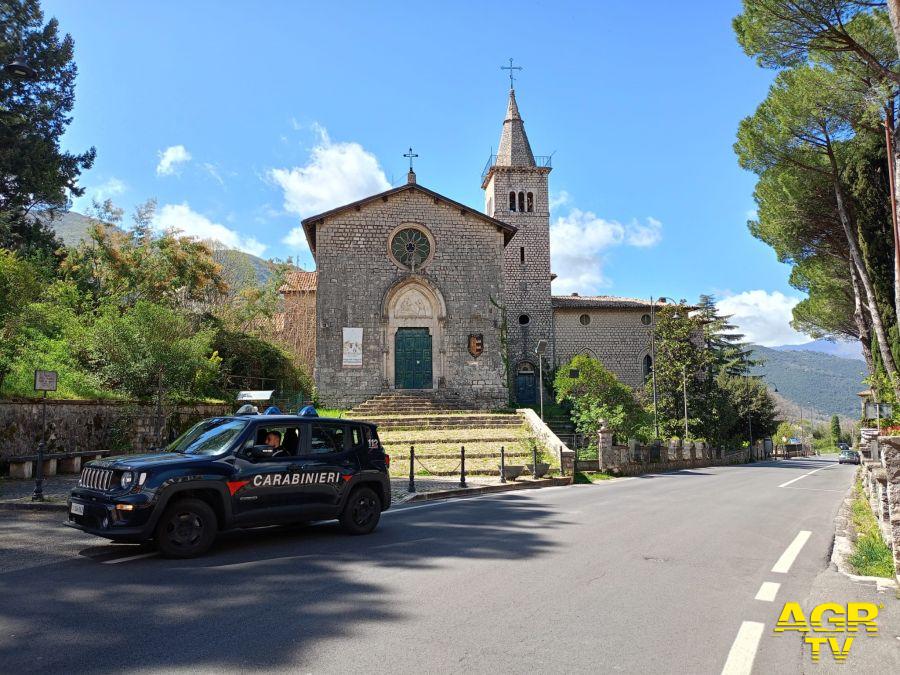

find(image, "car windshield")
[167,418,249,455]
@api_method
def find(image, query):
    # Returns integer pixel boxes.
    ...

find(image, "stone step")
[366,417,524,430]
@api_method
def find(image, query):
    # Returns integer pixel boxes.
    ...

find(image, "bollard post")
[460,445,467,487]
[532,441,538,480]
[500,445,506,483]
[408,445,415,493]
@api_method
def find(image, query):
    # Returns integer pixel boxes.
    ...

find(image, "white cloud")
[72,177,127,211]
[156,145,192,176]
[269,125,390,241]
[549,190,570,211]
[717,290,807,347]
[550,208,663,294]
[153,202,266,257]
[202,162,225,186]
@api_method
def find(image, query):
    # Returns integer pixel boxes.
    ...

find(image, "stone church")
[281,85,661,408]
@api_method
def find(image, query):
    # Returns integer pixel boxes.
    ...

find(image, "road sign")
[33,370,57,392]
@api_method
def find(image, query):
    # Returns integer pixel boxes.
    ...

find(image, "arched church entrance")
[383,279,446,390]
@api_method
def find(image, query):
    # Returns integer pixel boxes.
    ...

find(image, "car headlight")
[120,471,135,490]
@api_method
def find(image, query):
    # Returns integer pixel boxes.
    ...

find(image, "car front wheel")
[155,498,217,558]
[339,486,381,535]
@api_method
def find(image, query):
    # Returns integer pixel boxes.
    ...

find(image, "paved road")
[0,456,896,673]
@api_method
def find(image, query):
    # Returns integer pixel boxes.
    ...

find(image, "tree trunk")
[828,157,900,397]
[887,1,900,60]
[850,263,875,375]
[885,110,900,332]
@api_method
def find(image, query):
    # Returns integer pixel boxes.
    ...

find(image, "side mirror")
[247,445,277,461]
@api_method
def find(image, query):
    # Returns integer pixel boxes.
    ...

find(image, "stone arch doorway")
[383,278,446,390]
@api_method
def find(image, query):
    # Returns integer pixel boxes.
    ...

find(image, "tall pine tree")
[697,294,756,377]
[1,0,95,260]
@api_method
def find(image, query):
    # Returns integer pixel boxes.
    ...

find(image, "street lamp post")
[682,365,689,441]
[535,339,548,422]
[649,296,675,440]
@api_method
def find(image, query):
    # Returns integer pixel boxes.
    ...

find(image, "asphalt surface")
[0,456,896,674]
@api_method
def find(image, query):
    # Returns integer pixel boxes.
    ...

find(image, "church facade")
[287,87,660,408]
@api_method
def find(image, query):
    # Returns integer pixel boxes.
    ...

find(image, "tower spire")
[496,88,535,167]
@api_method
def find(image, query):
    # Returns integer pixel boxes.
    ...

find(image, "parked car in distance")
[838,449,860,465]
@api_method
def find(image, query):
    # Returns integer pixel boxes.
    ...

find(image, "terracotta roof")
[280,270,317,293]
[551,295,670,310]
[300,182,518,256]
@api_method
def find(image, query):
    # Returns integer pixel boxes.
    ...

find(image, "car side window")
[350,425,366,451]
[308,423,343,455]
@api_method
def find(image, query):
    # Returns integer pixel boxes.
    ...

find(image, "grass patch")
[574,471,613,484]
[316,408,348,419]
[848,480,895,578]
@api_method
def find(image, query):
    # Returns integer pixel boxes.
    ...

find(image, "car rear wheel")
[155,498,217,558]
[339,486,381,535]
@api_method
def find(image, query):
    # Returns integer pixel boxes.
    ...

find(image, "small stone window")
[579,313,591,326]
[518,314,530,326]
[641,314,651,325]
[509,192,516,211]
[518,191,525,212]
[527,192,534,212]
[520,246,525,264]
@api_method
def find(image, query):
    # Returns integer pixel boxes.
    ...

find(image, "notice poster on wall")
[342,327,363,367]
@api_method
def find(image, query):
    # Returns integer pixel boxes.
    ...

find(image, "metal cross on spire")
[403,147,419,172]
[501,58,522,90]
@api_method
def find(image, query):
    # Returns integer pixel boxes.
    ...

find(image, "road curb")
[0,500,68,512]
[401,476,572,503]
[830,480,898,590]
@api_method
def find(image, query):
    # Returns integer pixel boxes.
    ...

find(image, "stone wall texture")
[485,167,555,383]
[314,187,508,409]
[553,307,653,388]
[0,400,230,460]
[866,437,900,581]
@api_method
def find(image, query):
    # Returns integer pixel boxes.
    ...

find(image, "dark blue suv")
[66,411,390,557]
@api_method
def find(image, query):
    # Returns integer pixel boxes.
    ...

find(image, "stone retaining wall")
[0,399,230,460]
[861,436,900,581]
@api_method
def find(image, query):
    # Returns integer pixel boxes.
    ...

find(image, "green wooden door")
[395,328,433,389]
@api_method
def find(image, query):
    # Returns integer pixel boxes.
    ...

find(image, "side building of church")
[280,87,661,408]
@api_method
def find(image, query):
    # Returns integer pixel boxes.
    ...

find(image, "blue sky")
[46,0,808,346]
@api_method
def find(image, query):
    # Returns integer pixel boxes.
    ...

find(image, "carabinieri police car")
[66,406,391,557]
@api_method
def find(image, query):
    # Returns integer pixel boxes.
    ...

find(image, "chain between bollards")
[459,445,467,487]
[408,445,415,493]
[500,445,506,484]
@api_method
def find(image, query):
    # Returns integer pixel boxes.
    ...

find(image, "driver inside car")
[264,430,286,457]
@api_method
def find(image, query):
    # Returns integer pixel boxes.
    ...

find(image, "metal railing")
[481,154,552,180]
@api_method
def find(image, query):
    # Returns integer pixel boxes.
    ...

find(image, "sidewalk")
[0,474,559,510]
[801,566,899,673]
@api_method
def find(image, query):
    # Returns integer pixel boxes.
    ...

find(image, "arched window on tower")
[518,192,525,212]
[527,192,534,212]
[642,354,653,382]
[509,191,516,212]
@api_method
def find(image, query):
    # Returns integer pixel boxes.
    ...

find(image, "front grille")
[79,467,115,491]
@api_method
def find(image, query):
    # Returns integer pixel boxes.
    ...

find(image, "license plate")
[70,502,84,516]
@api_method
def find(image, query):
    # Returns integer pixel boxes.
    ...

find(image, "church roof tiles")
[280,270,317,293]
[551,295,668,310]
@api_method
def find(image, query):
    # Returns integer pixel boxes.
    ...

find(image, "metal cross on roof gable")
[501,58,522,90]
[403,147,418,172]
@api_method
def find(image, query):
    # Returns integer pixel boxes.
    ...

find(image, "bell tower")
[482,80,553,404]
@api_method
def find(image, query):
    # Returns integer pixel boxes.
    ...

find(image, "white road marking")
[102,551,158,565]
[721,621,765,675]
[754,581,780,602]
[778,464,835,488]
[372,537,435,549]
[771,530,811,574]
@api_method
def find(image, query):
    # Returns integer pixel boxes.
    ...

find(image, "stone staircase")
[349,392,477,416]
